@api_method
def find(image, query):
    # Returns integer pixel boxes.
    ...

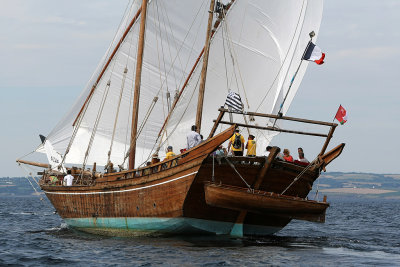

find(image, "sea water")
[0,196,399,266]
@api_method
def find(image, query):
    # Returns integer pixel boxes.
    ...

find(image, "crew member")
[245,135,257,157]
[165,146,176,160]
[228,129,245,156]
[187,125,202,149]
[63,170,74,186]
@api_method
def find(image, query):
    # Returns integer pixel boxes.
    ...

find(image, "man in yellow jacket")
[228,129,245,156]
[245,135,256,157]
[165,146,176,160]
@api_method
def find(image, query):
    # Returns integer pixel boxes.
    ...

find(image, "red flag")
[335,105,347,125]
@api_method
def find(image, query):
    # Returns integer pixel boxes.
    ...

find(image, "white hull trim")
[44,171,198,195]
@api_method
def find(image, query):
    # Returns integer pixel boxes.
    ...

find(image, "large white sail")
[164,0,324,156]
[37,0,210,167]
[37,0,323,168]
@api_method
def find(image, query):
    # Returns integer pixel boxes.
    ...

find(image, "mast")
[195,0,216,133]
[157,0,236,139]
[129,0,148,170]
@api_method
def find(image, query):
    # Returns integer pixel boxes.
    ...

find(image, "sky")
[0,0,399,177]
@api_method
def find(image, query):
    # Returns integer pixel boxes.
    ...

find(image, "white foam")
[323,247,400,261]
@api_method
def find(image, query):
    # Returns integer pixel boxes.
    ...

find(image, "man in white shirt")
[263,146,272,157]
[187,125,202,149]
[298,152,310,163]
[297,147,309,163]
[63,170,74,186]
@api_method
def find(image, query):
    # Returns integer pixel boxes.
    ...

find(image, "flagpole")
[333,104,342,123]
[272,32,315,128]
[332,104,341,122]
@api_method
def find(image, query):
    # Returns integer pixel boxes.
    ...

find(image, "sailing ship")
[17,0,345,236]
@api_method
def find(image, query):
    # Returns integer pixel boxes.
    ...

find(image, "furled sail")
[36,0,323,168]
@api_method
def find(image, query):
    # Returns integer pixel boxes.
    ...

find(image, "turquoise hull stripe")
[65,217,282,236]
[230,223,244,237]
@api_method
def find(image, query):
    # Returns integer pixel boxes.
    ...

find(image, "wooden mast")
[129,0,148,170]
[157,1,236,138]
[195,0,216,133]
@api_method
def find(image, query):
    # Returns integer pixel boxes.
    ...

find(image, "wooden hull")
[204,183,329,223]
[40,126,332,237]
[179,156,322,236]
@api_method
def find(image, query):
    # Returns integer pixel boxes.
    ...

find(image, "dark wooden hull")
[204,183,328,223]
[40,126,329,237]
[180,156,322,235]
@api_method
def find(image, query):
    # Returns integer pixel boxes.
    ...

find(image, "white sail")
[37,0,323,167]
[37,0,210,167]
[164,0,324,156]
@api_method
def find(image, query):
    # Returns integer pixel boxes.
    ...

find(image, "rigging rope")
[59,90,91,168]
[158,1,179,91]
[70,0,143,171]
[154,11,207,153]
[224,157,252,189]
[79,21,122,170]
[62,0,140,169]
[140,68,203,166]
[18,163,43,201]
[17,150,36,162]
[121,18,140,169]
[137,97,159,137]
[272,60,305,128]
[255,0,307,113]
[156,0,238,149]
[221,14,230,93]
[108,14,139,167]
[121,74,135,169]
[121,1,208,167]
[133,0,207,153]
[221,7,250,110]
[281,157,318,195]
[154,2,169,136]
[220,7,250,134]
[314,174,321,201]
[107,67,129,165]
[81,80,112,174]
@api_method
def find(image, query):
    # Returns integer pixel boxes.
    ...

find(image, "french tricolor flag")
[302,42,325,65]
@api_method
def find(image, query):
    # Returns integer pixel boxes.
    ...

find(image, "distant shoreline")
[319,188,396,195]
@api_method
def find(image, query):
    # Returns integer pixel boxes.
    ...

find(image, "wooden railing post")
[208,108,225,138]
[318,125,337,157]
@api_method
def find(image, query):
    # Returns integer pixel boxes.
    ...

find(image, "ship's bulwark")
[41,127,321,237]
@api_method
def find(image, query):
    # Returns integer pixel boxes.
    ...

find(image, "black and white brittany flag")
[302,42,325,65]
[225,91,243,111]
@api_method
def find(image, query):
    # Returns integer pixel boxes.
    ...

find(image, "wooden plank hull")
[40,126,330,237]
[180,157,322,235]
[204,183,329,223]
